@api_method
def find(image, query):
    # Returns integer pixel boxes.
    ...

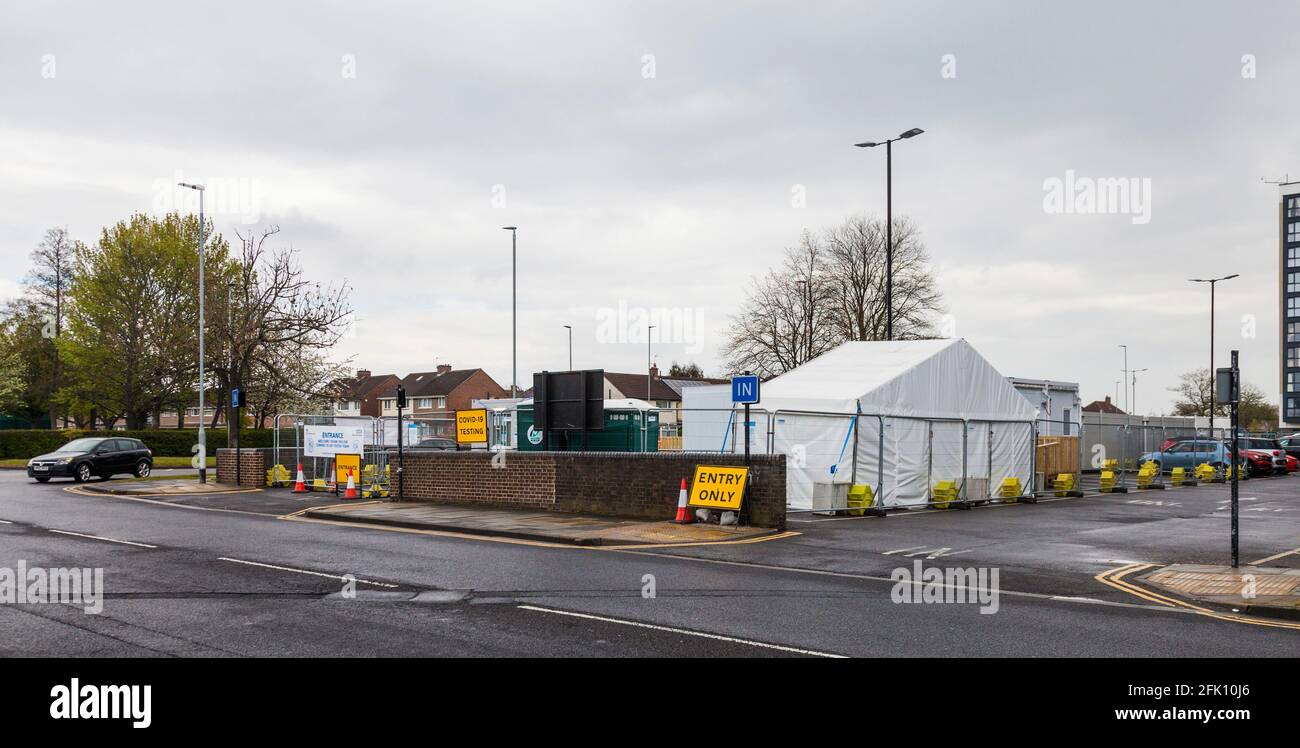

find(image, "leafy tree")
[59,212,234,429]
[667,361,705,378]
[1168,367,1277,432]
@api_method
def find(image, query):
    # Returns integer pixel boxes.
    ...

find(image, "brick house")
[332,370,401,418]
[375,365,509,418]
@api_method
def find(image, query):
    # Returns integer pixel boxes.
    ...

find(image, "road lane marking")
[517,604,847,658]
[882,546,927,555]
[216,557,399,588]
[48,529,156,548]
[1249,547,1300,565]
[0,519,12,524]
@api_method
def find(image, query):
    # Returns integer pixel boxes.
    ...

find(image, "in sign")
[731,374,760,404]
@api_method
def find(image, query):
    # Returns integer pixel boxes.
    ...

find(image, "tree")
[225,227,352,427]
[59,212,234,429]
[721,215,944,376]
[25,228,78,428]
[721,232,839,377]
[1168,367,1277,432]
[667,361,705,378]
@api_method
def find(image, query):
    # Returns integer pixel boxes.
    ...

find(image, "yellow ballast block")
[999,477,1022,501]
[932,480,959,509]
[847,484,875,516]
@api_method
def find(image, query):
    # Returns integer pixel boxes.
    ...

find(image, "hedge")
[0,429,277,459]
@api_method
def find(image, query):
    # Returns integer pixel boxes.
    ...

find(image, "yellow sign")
[688,465,749,510]
[335,453,361,484]
[455,408,489,444]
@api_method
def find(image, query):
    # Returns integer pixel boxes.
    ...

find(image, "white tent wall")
[683,340,1038,509]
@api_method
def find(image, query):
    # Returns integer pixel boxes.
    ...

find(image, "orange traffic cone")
[673,478,693,524]
[344,468,358,499]
[293,463,307,493]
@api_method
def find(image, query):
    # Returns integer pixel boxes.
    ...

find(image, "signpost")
[455,408,489,445]
[1216,353,1240,567]
[731,373,760,465]
[395,385,406,501]
[230,388,244,487]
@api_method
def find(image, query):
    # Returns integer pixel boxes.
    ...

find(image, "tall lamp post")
[502,226,517,397]
[226,281,234,448]
[563,325,572,370]
[1189,274,1239,437]
[647,324,656,401]
[854,127,924,341]
[179,181,207,483]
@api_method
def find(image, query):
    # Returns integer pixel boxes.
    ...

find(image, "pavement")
[301,500,778,546]
[76,479,253,496]
[1139,563,1300,618]
[1,466,1298,657]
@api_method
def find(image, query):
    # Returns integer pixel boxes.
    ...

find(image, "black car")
[413,437,461,451]
[1279,434,1300,462]
[27,437,154,483]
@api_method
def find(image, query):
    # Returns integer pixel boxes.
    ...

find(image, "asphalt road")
[0,469,1296,657]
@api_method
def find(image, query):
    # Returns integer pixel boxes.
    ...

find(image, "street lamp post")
[179,181,207,483]
[502,227,517,398]
[227,281,234,449]
[563,325,572,370]
[1189,275,1239,438]
[855,127,924,341]
[647,325,656,401]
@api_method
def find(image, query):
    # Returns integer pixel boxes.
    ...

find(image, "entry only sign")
[731,374,760,404]
[687,465,749,511]
[455,408,489,444]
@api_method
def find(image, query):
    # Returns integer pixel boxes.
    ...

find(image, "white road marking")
[216,557,398,588]
[0,519,13,524]
[48,529,156,548]
[1249,547,1300,566]
[518,604,847,658]
[882,545,927,555]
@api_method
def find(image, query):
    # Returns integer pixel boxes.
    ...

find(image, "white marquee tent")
[682,339,1037,509]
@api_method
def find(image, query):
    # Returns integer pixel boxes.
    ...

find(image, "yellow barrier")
[932,480,959,509]
[1102,458,1118,471]
[1136,461,1158,488]
[265,464,291,487]
[999,477,1022,502]
[1099,470,1115,492]
[1170,467,1187,486]
[1194,462,1217,482]
[1052,473,1075,497]
[847,484,875,516]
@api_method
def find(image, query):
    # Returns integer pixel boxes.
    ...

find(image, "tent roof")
[763,339,957,402]
[756,338,1037,421]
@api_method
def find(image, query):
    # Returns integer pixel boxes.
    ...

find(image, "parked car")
[26,437,153,483]
[1278,433,1300,462]
[1237,437,1288,476]
[1138,439,1238,473]
[1287,454,1298,473]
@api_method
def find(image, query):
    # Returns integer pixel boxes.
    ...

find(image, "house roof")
[661,376,731,397]
[604,372,682,402]
[400,369,481,398]
[335,373,398,400]
[1082,397,1126,414]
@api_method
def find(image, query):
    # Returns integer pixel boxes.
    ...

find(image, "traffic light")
[396,385,406,409]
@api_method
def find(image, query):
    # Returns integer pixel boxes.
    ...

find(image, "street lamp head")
[1223,273,1240,280]
[563,324,571,330]
[900,128,924,139]
[502,226,516,231]
[177,182,205,191]
[854,142,878,148]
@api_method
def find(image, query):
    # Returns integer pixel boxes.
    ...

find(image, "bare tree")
[823,214,941,341]
[722,216,944,377]
[227,227,352,425]
[721,232,838,377]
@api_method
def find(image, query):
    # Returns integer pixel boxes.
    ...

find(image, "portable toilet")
[516,398,659,452]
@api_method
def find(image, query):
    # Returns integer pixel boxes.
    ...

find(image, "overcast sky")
[2,1,1298,414]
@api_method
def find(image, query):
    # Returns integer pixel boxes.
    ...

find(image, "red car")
[1239,437,1288,476]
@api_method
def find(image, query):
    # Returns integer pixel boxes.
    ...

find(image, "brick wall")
[394,451,786,528]
[216,448,265,487]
